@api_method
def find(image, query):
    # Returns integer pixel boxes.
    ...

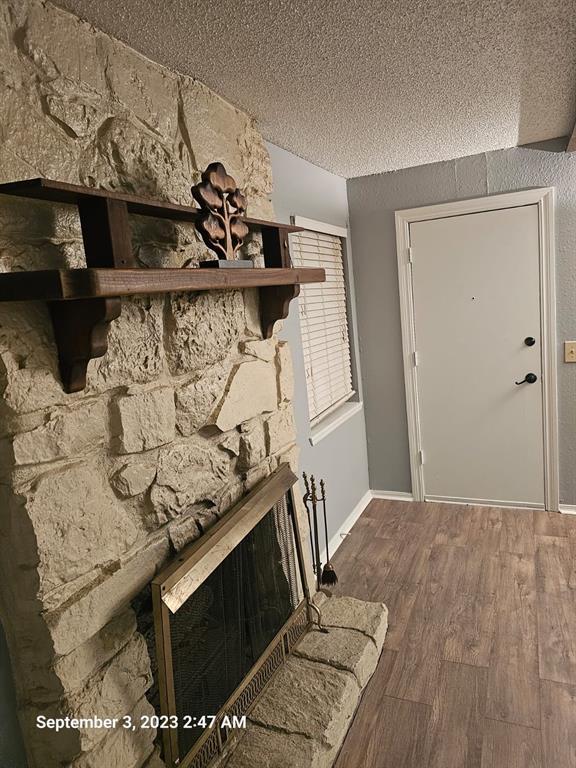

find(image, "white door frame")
[395,188,559,512]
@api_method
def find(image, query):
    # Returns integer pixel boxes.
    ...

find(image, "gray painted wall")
[347,147,576,505]
[267,142,370,542]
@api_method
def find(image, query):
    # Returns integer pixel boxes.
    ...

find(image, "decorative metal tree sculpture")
[191,162,250,265]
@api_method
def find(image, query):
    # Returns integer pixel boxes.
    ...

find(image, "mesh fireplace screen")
[171,498,298,757]
[153,466,308,768]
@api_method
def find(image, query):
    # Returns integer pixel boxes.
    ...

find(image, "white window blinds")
[290,227,354,423]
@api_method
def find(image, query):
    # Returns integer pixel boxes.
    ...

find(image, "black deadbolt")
[515,373,538,385]
[524,336,536,346]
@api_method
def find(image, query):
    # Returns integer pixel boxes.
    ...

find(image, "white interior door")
[409,204,545,507]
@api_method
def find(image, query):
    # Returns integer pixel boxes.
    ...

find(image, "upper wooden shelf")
[0,178,300,232]
[0,168,324,392]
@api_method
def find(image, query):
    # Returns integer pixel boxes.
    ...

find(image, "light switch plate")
[565,341,576,363]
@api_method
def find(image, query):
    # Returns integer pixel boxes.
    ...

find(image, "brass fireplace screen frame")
[152,464,313,768]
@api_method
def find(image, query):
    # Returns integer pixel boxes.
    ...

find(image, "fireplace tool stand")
[288,482,328,633]
[302,472,339,589]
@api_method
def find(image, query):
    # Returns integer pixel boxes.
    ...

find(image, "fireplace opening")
[151,465,310,768]
[170,500,297,757]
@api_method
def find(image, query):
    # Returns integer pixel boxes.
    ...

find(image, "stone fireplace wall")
[0,1,300,766]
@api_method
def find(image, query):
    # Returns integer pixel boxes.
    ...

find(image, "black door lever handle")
[515,373,538,385]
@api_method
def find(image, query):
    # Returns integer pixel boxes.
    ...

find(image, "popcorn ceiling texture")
[53,0,576,177]
[0,1,301,766]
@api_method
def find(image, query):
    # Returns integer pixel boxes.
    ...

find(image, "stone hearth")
[222,595,388,768]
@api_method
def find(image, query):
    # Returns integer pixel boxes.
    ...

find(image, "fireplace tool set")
[302,472,339,590]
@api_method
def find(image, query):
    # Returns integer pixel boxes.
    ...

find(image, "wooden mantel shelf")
[0,174,326,393]
[0,266,324,302]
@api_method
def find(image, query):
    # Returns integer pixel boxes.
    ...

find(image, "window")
[290,218,355,424]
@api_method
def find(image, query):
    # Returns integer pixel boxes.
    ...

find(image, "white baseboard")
[323,493,576,568]
[321,489,416,563]
[425,494,545,510]
[320,490,372,563]
[370,490,414,501]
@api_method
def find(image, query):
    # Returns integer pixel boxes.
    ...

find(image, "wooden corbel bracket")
[260,284,301,339]
[259,215,300,337]
[48,192,135,391]
[49,297,121,392]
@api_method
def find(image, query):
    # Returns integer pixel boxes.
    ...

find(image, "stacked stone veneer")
[0,2,300,767]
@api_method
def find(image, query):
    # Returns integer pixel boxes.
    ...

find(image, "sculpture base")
[199,259,254,269]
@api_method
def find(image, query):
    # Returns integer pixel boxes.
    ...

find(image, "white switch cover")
[565,341,576,363]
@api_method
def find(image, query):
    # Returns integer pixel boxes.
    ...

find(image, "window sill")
[309,401,364,446]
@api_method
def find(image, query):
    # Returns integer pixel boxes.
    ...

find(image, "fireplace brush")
[302,472,322,590]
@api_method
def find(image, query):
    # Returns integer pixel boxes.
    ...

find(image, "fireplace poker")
[320,479,338,586]
[302,472,317,576]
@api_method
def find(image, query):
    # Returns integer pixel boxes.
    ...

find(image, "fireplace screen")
[152,465,310,768]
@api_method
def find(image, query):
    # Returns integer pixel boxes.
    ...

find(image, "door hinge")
[413,351,419,366]
[407,246,413,263]
[418,449,424,465]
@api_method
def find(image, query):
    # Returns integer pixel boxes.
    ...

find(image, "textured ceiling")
[54,0,576,178]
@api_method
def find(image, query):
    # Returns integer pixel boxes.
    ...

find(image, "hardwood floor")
[332,500,576,768]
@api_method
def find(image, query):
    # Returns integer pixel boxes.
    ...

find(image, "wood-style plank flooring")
[332,500,576,768]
